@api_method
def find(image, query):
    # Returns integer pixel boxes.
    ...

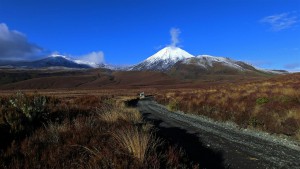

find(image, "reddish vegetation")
[1,68,299,167]
[0,92,197,168]
[0,68,270,90]
[155,73,300,140]
[0,69,184,90]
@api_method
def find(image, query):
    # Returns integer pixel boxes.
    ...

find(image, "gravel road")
[137,98,300,169]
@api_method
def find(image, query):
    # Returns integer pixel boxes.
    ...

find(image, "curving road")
[137,99,300,169]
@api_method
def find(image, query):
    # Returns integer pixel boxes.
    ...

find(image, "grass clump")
[98,107,141,123]
[112,126,160,162]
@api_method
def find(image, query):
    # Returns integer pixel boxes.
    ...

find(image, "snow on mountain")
[129,46,194,71]
[27,55,91,68]
[51,54,68,59]
[73,59,98,68]
[192,55,245,70]
[128,47,250,72]
[146,46,194,62]
[47,54,114,69]
[49,54,125,70]
[256,68,288,74]
[48,54,95,68]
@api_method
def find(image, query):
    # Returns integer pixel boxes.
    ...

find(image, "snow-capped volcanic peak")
[146,46,194,62]
[129,47,195,71]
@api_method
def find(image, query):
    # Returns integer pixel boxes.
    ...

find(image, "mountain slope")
[27,55,92,68]
[168,55,281,79]
[129,46,194,71]
[0,55,96,69]
[180,55,254,71]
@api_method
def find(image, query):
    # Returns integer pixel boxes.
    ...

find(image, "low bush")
[256,97,269,105]
[167,99,180,111]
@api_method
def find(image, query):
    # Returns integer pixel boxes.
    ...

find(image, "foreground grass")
[156,73,300,141]
[0,92,197,168]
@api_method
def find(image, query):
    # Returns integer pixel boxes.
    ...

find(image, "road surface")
[137,99,300,169]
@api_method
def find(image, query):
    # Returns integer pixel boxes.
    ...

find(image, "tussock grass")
[112,126,161,162]
[98,106,142,123]
[45,121,70,143]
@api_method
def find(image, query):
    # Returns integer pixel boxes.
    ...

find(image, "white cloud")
[79,51,105,64]
[170,27,181,47]
[260,12,298,31]
[0,23,43,60]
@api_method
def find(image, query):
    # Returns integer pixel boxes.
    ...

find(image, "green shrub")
[3,92,49,135]
[248,117,262,128]
[167,99,179,111]
[256,97,269,105]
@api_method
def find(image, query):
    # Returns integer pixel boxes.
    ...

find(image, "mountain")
[25,55,92,68]
[129,46,194,71]
[180,55,255,71]
[128,47,286,76]
[168,55,286,79]
[0,48,290,75]
[0,55,101,69]
[0,54,127,70]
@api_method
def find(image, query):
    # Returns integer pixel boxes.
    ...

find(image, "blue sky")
[0,0,299,71]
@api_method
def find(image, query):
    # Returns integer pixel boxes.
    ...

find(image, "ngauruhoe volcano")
[129,46,194,71]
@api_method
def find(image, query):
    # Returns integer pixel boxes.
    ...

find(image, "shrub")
[167,99,179,111]
[256,97,269,105]
[2,92,49,136]
[281,118,300,136]
[248,117,261,128]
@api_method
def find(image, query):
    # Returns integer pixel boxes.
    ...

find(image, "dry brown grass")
[112,126,160,162]
[155,73,300,140]
[98,107,142,123]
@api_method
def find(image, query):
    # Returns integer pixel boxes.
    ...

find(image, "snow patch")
[196,55,245,70]
[146,46,194,62]
[49,54,100,68]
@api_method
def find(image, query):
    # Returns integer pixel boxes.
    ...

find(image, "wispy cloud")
[260,12,298,31]
[169,27,181,47]
[78,51,105,64]
[0,23,44,60]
